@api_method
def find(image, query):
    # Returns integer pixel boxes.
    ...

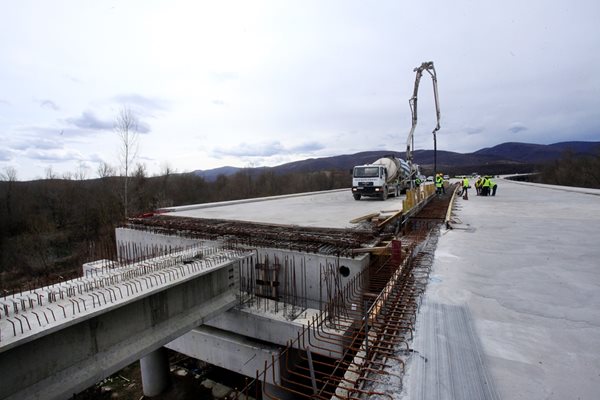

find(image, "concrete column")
[262,382,296,400]
[140,347,170,396]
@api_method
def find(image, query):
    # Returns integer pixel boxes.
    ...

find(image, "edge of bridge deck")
[399,178,600,400]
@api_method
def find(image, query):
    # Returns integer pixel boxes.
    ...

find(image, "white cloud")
[66,111,113,131]
[0,0,599,179]
[24,148,84,163]
[0,148,12,161]
[213,141,325,158]
[38,99,60,111]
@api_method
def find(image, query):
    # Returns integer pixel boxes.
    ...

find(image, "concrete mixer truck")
[351,155,412,200]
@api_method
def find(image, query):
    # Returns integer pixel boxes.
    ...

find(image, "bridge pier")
[140,347,170,396]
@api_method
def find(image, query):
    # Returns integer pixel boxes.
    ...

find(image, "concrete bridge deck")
[160,188,409,229]
[391,179,600,400]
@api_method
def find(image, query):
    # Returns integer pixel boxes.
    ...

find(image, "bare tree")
[75,161,89,180]
[0,166,17,182]
[159,161,175,177]
[0,166,17,218]
[114,107,140,218]
[96,161,116,178]
[45,166,58,180]
[133,162,147,179]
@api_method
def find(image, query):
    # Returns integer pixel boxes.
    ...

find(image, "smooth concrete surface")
[399,179,600,399]
[140,347,170,396]
[159,188,351,212]
[164,188,410,229]
[246,247,369,309]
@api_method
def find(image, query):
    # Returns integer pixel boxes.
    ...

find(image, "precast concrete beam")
[206,305,346,358]
[166,325,282,384]
[115,227,205,261]
[0,262,239,400]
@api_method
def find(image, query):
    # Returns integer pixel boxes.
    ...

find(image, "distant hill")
[473,141,600,163]
[193,141,600,180]
[192,166,243,181]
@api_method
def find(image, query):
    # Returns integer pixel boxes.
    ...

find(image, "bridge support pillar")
[263,382,296,400]
[140,347,170,396]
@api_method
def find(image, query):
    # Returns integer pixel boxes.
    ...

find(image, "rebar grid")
[126,215,378,257]
[230,189,452,400]
[227,227,436,400]
[237,252,309,319]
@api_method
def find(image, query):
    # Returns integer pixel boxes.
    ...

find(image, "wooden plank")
[349,212,380,224]
[377,209,403,228]
[350,246,389,255]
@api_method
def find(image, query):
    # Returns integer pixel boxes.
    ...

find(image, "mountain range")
[194,141,600,180]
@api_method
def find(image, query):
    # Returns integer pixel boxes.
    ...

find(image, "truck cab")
[352,164,398,200]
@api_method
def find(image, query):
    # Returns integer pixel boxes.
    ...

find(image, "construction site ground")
[398,179,600,400]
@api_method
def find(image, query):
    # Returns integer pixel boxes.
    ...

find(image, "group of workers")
[416,174,498,199]
[474,176,498,197]
[460,175,497,199]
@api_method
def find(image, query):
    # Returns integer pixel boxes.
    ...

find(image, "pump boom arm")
[405,61,441,175]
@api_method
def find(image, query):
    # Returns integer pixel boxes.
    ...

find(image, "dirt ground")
[71,351,257,400]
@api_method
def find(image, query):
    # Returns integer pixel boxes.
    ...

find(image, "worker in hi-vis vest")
[462,177,470,200]
[482,176,491,196]
[435,174,444,195]
[489,177,498,196]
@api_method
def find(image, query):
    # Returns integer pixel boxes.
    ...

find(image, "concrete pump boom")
[406,61,441,177]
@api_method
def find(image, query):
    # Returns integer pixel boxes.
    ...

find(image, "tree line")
[0,167,348,291]
[537,149,600,188]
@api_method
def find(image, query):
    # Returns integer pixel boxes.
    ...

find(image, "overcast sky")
[1,0,599,180]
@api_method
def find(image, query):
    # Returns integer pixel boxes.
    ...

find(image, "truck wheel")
[353,194,361,200]
[381,187,388,200]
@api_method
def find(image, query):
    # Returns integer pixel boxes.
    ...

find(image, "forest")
[0,167,348,292]
[536,150,600,188]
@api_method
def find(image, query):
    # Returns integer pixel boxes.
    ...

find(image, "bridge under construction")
[2,179,599,400]
[0,183,445,399]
